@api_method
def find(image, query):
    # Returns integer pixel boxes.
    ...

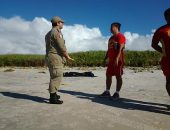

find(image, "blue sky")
[0,0,169,36]
[0,0,169,54]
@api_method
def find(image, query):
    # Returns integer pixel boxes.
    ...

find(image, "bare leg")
[166,76,170,110]
[99,75,112,97]
[106,75,112,90]
[116,76,122,92]
[166,76,170,96]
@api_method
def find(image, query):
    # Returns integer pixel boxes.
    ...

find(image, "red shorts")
[161,58,170,77]
[106,61,124,76]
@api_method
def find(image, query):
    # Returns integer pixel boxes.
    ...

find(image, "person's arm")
[151,41,162,53]
[103,38,111,66]
[63,51,74,61]
[53,30,74,61]
[115,44,124,66]
[102,51,108,66]
[114,34,125,66]
[104,38,113,62]
[151,29,162,53]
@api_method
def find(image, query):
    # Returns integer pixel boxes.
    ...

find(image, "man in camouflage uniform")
[45,16,74,104]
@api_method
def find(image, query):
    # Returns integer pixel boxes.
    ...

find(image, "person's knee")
[51,67,63,79]
[106,75,112,79]
[116,76,122,80]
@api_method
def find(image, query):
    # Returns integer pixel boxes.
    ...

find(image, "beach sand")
[0,67,170,130]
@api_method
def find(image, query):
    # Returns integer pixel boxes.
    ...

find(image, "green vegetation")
[0,51,161,67]
[0,54,45,67]
[69,51,105,67]
[124,50,161,67]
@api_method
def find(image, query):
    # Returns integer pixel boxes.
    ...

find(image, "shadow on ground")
[0,92,48,103]
[59,89,170,115]
[1,90,169,115]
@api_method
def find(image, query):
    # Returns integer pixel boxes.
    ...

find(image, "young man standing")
[100,22,126,100]
[152,8,170,110]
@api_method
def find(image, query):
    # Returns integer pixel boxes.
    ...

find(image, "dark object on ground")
[38,71,46,74]
[4,69,15,72]
[63,71,95,77]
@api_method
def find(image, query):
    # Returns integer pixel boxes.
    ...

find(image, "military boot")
[55,93,60,99]
[49,93,63,104]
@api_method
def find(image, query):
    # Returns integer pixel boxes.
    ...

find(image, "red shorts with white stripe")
[106,61,124,76]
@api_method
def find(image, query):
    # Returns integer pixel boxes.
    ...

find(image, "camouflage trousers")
[46,53,63,93]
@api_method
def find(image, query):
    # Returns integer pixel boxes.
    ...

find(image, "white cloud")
[0,16,50,54]
[62,24,107,52]
[0,16,154,54]
[124,32,153,51]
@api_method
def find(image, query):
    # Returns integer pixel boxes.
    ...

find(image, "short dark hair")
[110,22,121,33]
[164,8,170,20]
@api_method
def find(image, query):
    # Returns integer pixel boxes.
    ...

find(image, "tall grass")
[0,51,161,67]
[0,54,45,67]
[69,51,105,67]
[124,50,161,67]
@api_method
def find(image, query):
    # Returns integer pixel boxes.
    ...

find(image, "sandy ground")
[0,67,170,130]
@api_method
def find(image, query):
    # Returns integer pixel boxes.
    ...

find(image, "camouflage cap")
[51,16,64,23]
